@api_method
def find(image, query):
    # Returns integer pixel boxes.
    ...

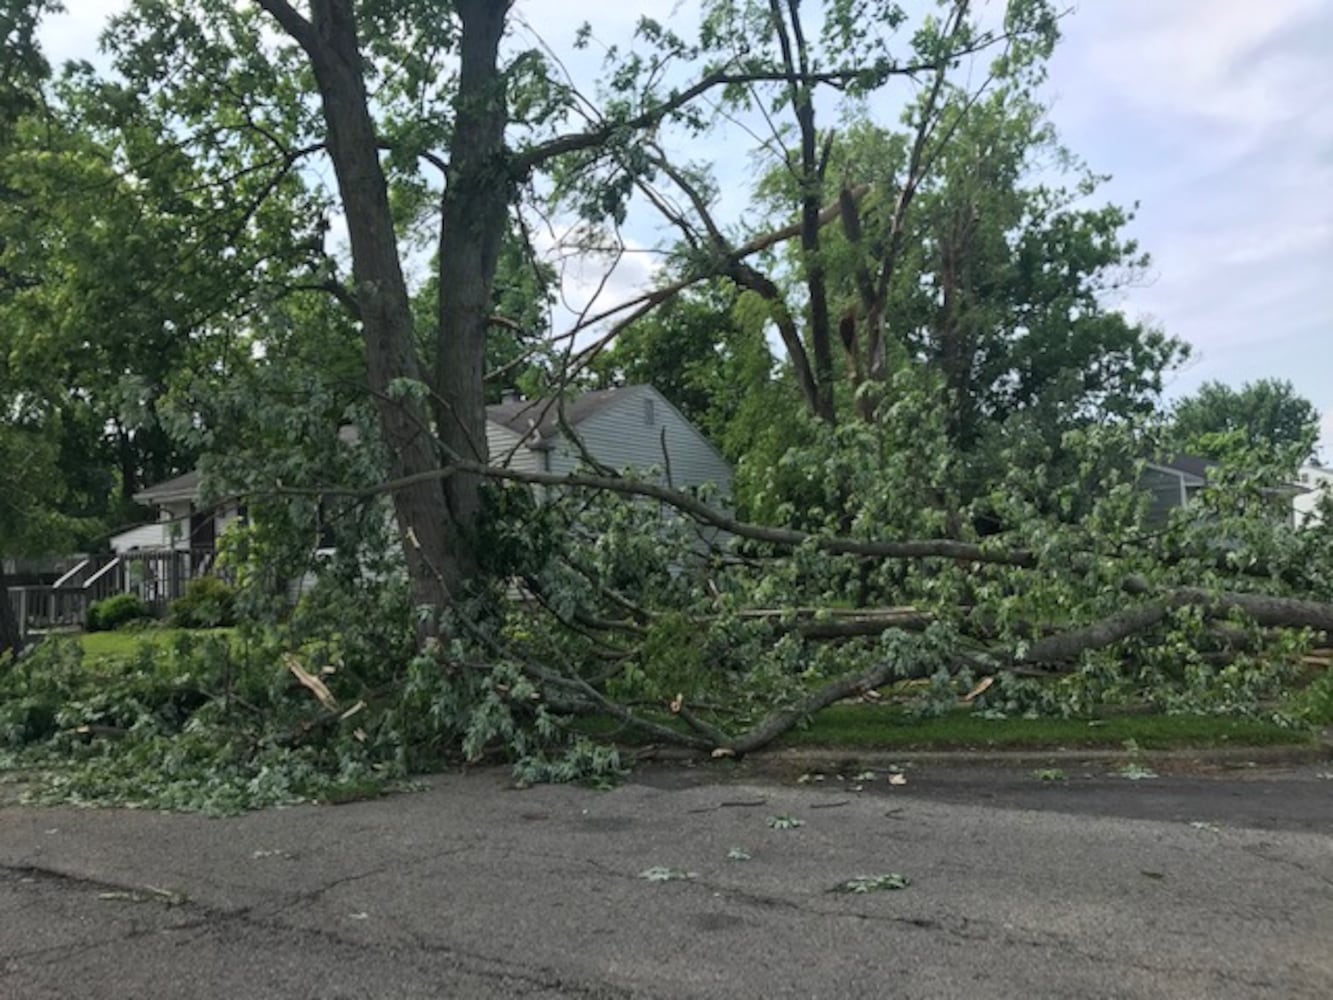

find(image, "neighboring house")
[113,470,244,555]
[99,470,245,607]
[1141,454,1307,528]
[486,384,733,497]
[8,384,734,633]
[1293,464,1332,528]
[6,472,242,635]
[1141,456,1211,527]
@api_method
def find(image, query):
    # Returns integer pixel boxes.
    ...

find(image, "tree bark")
[256,0,457,628]
[0,568,22,659]
[1018,586,1333,667]
[770,0,836,423]
[432,0,513,581]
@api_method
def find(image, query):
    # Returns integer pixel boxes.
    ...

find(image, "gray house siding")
[486,421,543,475]
[542,385,732,496]
[1141,465,1188,528]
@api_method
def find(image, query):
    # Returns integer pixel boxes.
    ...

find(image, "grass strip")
[783,705,1311,750]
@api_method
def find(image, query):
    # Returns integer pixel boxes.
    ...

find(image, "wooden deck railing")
[6,548,219,639]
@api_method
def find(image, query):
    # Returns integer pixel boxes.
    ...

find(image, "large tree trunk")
[0,568,22,660]
[257,0,460,628]
[432,0,513,581]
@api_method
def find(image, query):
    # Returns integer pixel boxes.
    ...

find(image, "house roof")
[132,469,202,505]
[1148,453,1308,497]
[1150,454,1213,485]
[486,386,632,446]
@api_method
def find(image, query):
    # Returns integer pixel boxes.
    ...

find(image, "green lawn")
[575,702,1313,751]
[78,628,234,664]
[784,704,1312,750]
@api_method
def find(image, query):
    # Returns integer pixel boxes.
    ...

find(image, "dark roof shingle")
[132,469,202,505]
[486,386,633,444]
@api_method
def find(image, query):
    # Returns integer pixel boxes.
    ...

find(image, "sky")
[41,1,1333,456]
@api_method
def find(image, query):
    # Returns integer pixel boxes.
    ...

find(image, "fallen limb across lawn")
[1018,583,1333,667]
[264,461,1333,758]
[553,580,1333,756]
[285,460,1039,568]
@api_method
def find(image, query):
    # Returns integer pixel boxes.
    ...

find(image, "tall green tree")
[872,93,1182,449]
[1169,379,1320,467]
[1,0,71,654]
[3,2,314,530]
[91,0,1034,636]
[614,0,1062,424]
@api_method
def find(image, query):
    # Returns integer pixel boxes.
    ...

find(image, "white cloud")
[527,220,666,354]
[1061,0,1329,127]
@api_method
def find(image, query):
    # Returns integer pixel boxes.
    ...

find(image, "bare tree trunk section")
[256,0,457,628]
[0,569,22,660]
[432,0,513,582]
[771,0,836,423]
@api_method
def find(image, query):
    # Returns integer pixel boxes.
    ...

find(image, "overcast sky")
[42,1,1333,455]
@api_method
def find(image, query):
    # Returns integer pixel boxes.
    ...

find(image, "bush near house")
[169,576,237,629]
[87,594,152,632]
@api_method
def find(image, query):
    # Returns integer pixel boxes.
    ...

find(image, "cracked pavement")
[1,761,1330,998]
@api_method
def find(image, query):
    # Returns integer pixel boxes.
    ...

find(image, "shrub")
[169,576,237,629]
[1289,668,1333,726]
[88,593,152,632]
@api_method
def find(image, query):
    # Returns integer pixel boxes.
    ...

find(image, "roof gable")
[132,469,202,505]
[1149,454,1213,484]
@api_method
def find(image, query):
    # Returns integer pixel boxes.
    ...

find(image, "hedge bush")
[169,576,237,629]
[88,593,152,632]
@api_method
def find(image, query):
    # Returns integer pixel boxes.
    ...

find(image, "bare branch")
[254,0,316,52]
[250,460,1039,568]
[510,40,1013,178]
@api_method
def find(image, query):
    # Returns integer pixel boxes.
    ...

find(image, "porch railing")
[6,548,218,640]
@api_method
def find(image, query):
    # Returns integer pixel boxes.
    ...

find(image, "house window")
[643,398,656,426]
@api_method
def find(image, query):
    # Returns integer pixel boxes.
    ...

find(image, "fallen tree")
[248,450,1333,760]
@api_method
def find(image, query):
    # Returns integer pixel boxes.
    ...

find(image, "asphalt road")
[2,760,1330,999]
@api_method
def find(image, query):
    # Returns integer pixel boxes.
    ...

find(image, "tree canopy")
[1170,379,1320,468]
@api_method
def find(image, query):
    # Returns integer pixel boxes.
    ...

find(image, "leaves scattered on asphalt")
[830,873,911,893]
[1188,820,1220,832]
[767,815,804,829]
[1118,763,1158,780]
[1033,768,1066,781]
[97,885,188,906]
[727,847,752,861]
[638,866,696,882]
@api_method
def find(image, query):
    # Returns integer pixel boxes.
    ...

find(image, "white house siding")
[1294,466,1333,527]
[109,522,170,553]
[542,385,733,497]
